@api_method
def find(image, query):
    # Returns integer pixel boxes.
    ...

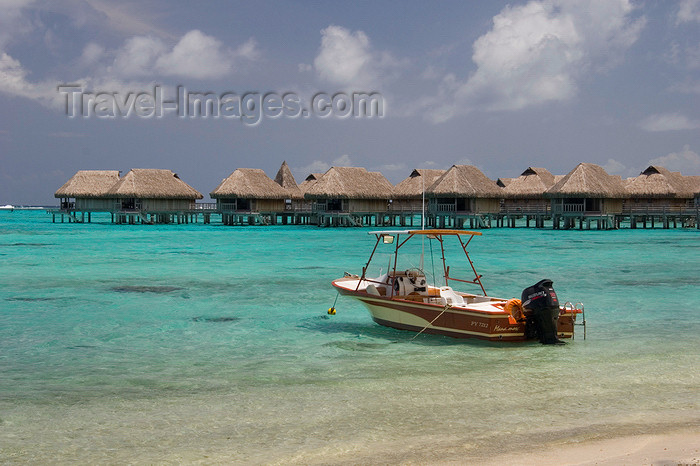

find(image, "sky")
[1,0,699,204]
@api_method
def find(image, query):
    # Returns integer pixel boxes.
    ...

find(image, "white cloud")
[0,2,164,107]
[665,40,700,70]
[601,158,639,178]
[80,42,105,67]
[1,22,259,108]
[461,1,581,109]
[111,30,259,80]
[455,157,474,166]
[156,30,237,79]
[602,158,626,175]
[293,154,354,179]
[0,51,162,111]
[112,35,168,77]
[314,26,371,87]
[677,0,700,24]
[639,113,700,132]
[234,38,260,61]
[333,154,353,166]
[649,145,700,174]
[420,0,644,122]
[0,52,59,106]
[313,25,402,89]
[0,52,31,96]
[371,163,407,174]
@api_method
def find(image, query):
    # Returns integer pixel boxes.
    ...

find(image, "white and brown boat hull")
[333,280,578,342]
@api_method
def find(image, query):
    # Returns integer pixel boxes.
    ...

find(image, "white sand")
[468,431,700,466]
[276,430,700,465]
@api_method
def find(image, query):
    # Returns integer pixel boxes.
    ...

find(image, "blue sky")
[1,0,699,204]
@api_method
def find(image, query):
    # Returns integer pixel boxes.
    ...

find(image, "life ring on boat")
[505,298,524,321]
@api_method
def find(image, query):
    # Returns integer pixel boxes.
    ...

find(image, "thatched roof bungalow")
[55,170,120,211]
[502,167,558,213]
[392,168,446,211]
[273,160,308,212]
[274,161,304,200]
[426,165,503,214]
[106,169,202,211]
[299,173,322,192]
[504,167,556,198]
[690,176,700,206]
[210,168,291,212]
[546,163,627,214]
[624,166,697,211]
[303,167,394,213]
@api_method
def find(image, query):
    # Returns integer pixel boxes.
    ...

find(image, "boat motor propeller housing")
[521,279,564,345]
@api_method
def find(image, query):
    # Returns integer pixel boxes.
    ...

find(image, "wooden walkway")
[48,205,700,229]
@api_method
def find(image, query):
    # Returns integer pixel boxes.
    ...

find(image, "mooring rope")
[411,303,451,341]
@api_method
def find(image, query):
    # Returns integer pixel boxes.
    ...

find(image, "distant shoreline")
[0,205,55,210]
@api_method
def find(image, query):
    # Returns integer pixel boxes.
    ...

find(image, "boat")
[332,229,585,343]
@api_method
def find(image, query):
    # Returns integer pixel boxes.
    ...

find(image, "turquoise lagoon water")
[1,210,698,464]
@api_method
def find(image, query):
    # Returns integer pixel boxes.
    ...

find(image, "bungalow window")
[122,198,136,210]
[456,198,467,212]
[327,199,342,211]
[584,198,600,212]
[237,198,251,211]
[561,198,584,213]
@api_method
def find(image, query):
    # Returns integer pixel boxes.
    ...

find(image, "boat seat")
[439,286,464,305]
[366,285,387,296]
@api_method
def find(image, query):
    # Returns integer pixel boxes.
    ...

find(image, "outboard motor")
[521,279,564,345]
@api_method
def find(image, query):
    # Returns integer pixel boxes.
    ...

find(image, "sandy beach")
[471,431,700,466]
[276,430,700,465]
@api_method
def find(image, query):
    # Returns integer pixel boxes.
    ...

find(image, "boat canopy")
[363,229,486,294]
[368,229,482,236]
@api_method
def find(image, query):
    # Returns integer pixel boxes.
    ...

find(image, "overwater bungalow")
[625,166,695,209]
[303,166,394,226]
[502,167,556,210]
[210,168,292,225]
[392,169,446,212]
[623,166,698,228]
[426,165,503,228]
[54,170,121,218]
[546,163,626,229]
[389,168,446,227]
[106,169,203,223]
[500,167,558,227]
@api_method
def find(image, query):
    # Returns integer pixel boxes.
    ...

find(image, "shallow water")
[1,211,699,463]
